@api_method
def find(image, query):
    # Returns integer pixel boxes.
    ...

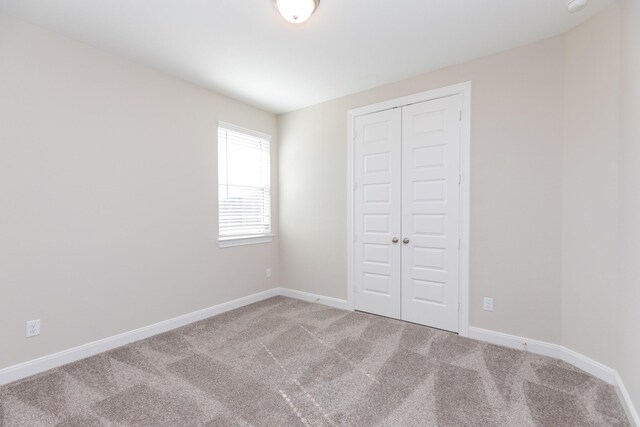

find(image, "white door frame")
[346,81,471,337]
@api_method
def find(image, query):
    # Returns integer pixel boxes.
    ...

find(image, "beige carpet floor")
[0,296,630,426]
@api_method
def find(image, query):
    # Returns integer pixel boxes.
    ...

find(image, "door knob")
[403,238,410,244]
[392,237,399,243]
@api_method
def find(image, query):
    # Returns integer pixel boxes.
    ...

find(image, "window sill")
[218,234,274,248]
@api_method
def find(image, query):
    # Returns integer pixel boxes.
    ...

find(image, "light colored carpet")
[0,296,630,426]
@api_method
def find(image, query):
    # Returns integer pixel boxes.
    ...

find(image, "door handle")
[403,238,410,244]
[392,237,399,244]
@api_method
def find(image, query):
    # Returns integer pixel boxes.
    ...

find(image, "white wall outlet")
[483,297,494,312]
[26,319,40,337]
[266,268,272,278]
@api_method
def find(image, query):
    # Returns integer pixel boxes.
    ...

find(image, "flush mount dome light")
[274,0,319,24]
[567,0,588,13]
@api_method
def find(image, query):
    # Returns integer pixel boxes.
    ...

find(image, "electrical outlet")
[266,268,272,278]
[26,319,40,337]
[483,297,494,312]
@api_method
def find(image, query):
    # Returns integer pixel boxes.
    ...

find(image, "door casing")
[347,81,471,337]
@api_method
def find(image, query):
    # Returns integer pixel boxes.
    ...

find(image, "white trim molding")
[468,327,563,359]
[1,287,636,426]
[218,234,275,248]
[469,327,639,426]
[615,371,640,427]
[346,81,472,337]
[218,120,272,142]
[0,287,348,388]
[278,287,352,311]
[0,288,279,387]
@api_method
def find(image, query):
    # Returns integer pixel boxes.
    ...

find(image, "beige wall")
[560,3,640,413]
[279,36,566,344]
[2,4,638,412]
[280,3,638,412]
[619,0,640,413]
[561,5,621,368]
[0,13,279,369]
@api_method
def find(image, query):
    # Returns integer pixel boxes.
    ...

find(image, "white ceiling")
[0,0,614,113]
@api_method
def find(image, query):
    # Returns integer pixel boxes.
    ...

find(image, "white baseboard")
[468,327,562,359]
[0,287,349,388]
[561,345,617,384]
[277,287,352,311]
[282,288,635,425]
[614,371,640,427]
[0,288,279,386]
[468,326,638,426]
[1,289,635,426]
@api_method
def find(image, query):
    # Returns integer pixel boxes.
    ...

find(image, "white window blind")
[218,123,271,239]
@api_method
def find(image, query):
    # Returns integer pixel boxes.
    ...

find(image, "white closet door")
[353,108,402,319]
[401,95,462,332]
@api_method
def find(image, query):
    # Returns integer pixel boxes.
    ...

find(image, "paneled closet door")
[353,108,402,319]
[400,95,462,332]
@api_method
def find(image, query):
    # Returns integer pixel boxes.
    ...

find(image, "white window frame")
[217,121,274,248]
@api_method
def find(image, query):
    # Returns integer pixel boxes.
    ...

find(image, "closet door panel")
[401,95,462,332]
[353,108,402,319]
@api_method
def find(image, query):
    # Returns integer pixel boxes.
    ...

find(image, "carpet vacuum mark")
[0,297,630,426]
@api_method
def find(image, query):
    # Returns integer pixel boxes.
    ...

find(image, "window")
[218,122,272,247]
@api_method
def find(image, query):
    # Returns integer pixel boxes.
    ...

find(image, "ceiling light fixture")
[274,0,319,24]
[567,0,588,13]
